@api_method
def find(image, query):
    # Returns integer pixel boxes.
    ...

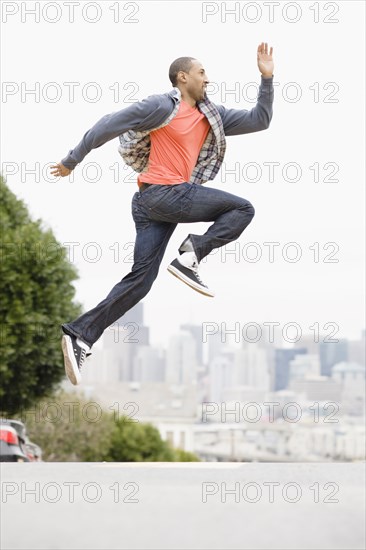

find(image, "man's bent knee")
[239,199,255,221]
[246,199,255,214]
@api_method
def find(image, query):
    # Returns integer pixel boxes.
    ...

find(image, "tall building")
[240,324,280,391]
[319,339,348,377]
[332,361,366,415]
[180,323,204,365]
[209,349,235,402]
[274,348,307,391]
[132,346,165,382]
[207,326,225,363]
[293,334,320,356]
[348,330,366,367]
[115,302,149,346]
[166,331,197,386]
[234,343,270,390]
[102,302,150,382]
[289,353,320,382]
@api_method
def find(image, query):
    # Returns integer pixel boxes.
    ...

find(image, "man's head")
[169,57,209,103]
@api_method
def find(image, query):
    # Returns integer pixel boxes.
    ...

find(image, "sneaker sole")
[167,264,215,297]
[61,335,81,385]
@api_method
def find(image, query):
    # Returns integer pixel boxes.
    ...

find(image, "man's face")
[180,60,209,101]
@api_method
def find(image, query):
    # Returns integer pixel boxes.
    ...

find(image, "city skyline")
[76,302,365,462]
[84,302,366,390]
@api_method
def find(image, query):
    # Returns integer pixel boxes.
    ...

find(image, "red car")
[0,419,41,462]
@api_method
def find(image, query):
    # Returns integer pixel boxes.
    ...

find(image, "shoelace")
[76,347,87,371]
[191,263,208,288]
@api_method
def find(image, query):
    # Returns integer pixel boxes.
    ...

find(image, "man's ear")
[177,71,187,83]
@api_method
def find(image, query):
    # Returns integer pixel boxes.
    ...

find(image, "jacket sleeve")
[215,76,274,136]
[61,94,165,170]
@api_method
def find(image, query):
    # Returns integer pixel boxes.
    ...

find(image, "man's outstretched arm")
[50,94,167,177]
[216,42,274,136]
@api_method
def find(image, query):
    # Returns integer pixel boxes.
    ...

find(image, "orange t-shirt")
[137,100,210,187]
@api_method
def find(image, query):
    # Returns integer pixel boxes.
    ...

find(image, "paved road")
[1,462,365,549]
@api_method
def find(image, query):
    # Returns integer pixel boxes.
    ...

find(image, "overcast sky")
[2,0,365,349]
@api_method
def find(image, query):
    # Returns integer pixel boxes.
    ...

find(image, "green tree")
[0,175,81,414]
[104,417,176,462]
[173,448,200,462]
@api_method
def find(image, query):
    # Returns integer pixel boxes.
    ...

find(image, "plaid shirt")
[118,87,227,185]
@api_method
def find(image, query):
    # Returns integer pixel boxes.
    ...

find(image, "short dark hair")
[169,57,196,86]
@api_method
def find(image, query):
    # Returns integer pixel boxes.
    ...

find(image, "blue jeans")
[62,182,255,347]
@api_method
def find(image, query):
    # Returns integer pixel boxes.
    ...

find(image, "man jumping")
[51,42,274,385]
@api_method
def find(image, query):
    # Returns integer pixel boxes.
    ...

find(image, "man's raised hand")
[50,162,71,177]
[257,42,274,78]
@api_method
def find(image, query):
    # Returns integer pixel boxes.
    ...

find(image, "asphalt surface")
[1,462,365,550]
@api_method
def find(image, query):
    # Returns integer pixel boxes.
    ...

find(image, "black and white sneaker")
[61,334,91,385]
[167,252,215,297]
